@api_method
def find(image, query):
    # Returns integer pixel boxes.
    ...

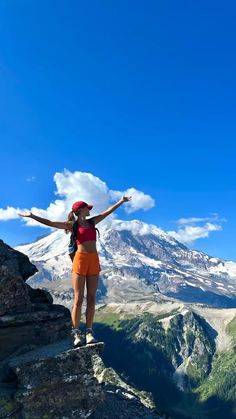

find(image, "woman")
[18,195,132,346]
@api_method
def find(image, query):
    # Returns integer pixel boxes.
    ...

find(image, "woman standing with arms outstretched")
[19,196,132,346]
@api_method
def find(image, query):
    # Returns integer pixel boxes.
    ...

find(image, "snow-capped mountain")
[15,219,236,308]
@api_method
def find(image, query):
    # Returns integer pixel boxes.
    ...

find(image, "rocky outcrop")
[0,240,37,316]
[0,240,168,418]
[90,353,170,419]
[0,303,71,362]
[0,240,71,362]
[8,341,105,419]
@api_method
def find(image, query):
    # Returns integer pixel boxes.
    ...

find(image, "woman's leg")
[85,274,99,328]
[71,271,86,329]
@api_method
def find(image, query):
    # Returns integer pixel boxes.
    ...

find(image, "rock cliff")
[0,240,169,418]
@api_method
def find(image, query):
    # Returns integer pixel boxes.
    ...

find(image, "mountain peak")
[15,218,236,308]
[107,218,179,245]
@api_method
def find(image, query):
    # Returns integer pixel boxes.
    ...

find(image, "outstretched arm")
[89,196,132,225]
[18,211,72,231]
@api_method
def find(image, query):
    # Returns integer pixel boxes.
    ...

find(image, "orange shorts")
[72,252,102,276]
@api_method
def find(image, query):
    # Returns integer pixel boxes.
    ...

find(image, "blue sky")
[0,0,235,261]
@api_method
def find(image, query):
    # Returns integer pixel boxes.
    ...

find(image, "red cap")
[72,201,93,212]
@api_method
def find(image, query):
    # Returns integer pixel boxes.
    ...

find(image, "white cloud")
[109,187,155,214]
[177,216,212,225]
[0,206,23,221]
[111,219,166,237]
[0,169,155,228]
[168,213,225,245]
[176,213,226,225]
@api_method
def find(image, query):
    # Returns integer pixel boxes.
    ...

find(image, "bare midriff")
[77,241,97,253]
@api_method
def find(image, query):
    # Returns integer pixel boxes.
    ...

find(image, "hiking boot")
[71,328,83,347]
[85,328,97,344]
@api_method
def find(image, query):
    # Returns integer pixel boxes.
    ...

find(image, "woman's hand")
[121,196,132,203]
[18,211,32,218]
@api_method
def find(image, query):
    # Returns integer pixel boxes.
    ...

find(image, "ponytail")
[64,210,77,234]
